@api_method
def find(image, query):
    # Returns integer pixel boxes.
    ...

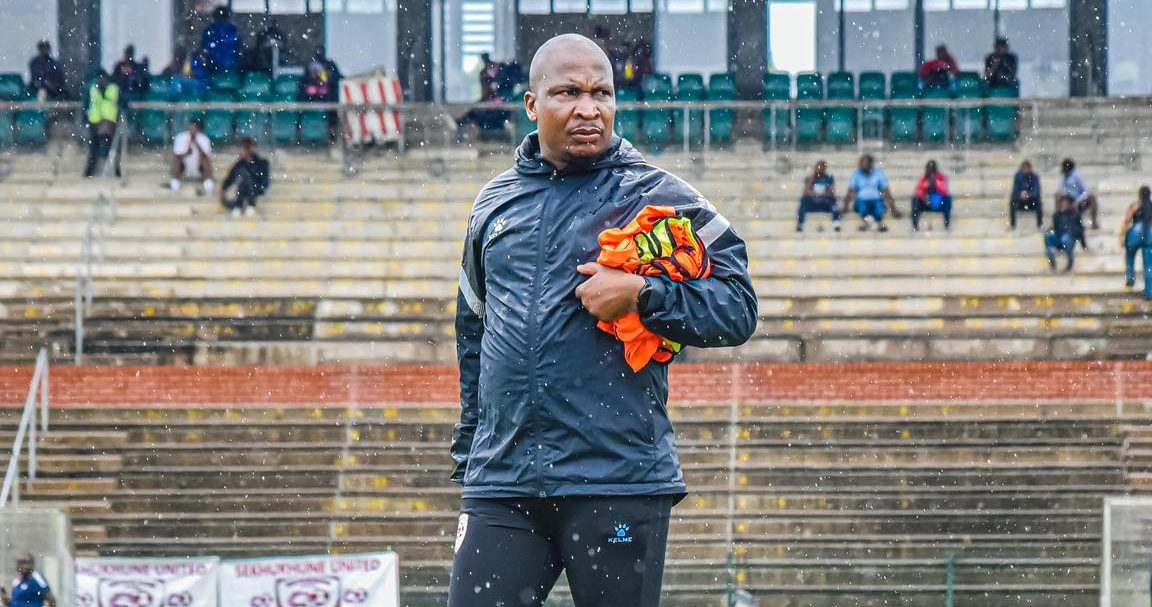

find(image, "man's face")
[525,47,615,168]
[189,123,200,137]
[16,559,32,577]
[814,161,826,175]
[860,157,872,173]
[1021,163,1032,174]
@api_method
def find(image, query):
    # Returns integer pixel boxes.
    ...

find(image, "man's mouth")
[569,127,603,143]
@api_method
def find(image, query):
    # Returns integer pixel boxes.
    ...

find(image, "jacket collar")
[514,132,645,176]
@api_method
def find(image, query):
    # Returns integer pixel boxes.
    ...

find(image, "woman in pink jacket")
[912,160,953,231]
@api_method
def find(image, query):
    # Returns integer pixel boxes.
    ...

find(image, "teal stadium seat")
[921,88,951,144]
[762,72,791,145]
[953,71,985,142]
[986,84,1019,142]
[614,88,641,143]
[210,71,240,93]
[513,82,535,141]
[137,88,169,145]
[15,91,47,146]
[235,73,272,140]
[858,71,886,138]
[273,75,301,98]
[676,73,706,146]
[299,107,329,145]
[0,73,25,149]
[825,71,856,144]
[707,73,736,147]
[888,71,920,143]
[271,90,299,145]
[642,73,675,147]
[794,72,824,144]
[202,90,234,144]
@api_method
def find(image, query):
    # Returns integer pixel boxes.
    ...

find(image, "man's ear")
[524,91,538,123]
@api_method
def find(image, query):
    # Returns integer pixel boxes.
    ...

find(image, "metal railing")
[0,348,50,507]
[73,192,117,365]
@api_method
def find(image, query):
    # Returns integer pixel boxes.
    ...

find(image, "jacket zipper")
[525,170,560,498]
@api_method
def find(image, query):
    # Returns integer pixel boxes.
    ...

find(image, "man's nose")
[574,94,601,119]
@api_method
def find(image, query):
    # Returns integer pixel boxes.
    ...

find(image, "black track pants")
[448,494,677,607]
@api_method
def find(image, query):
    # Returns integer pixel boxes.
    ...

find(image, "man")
[162,46,208,98]
[28,41,66,101]
[299,46,341,103]
[1059,158,1099,229]
[1044,194,1086,272]
[796,159,839,233]
[1009,160,1042,230]
[1,555,55,607]
[449,34,757,607]
[82,70,120,178]
[984,37,1018,89]
[170,119,214,195]
[111,45,150,100]
[844,154,901,233]
[201,6,241,73]
[220,137,270,218]
[920,44,959,90]
[911,160,953,232]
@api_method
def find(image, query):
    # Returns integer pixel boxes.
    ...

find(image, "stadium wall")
[0,362,1149,407]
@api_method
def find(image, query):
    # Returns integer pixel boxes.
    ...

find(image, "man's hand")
[575,263,645,323]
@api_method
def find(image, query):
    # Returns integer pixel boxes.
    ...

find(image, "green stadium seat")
[707,73,736,147]
[858,71,886,139]
[888,72,920,143]
[614,87,641,143]
[642,73,675,147]
[211,71,240,93]
[0,110,13,149]
[270,91,299,145]
[299,108,329,145]
[241,73,273,100]
[921,88,951,144]
[762,72,791,145]
[0,73,25,100]
[794,72,824,144]
[825,71,856,144]
[15,92,46,146]
[513,82,534,141]
[676,73,706,146]
[136,88,169,145]
[274,75,301,98]
[986,85,1019,142]
[202,90,234,144]
[953,71,985,142]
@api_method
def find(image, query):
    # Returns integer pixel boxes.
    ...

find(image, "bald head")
[529,34,613,94]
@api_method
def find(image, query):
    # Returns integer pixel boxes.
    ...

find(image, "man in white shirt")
[170,119,215,194]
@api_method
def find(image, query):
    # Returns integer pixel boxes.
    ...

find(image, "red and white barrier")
[340,73,404,145]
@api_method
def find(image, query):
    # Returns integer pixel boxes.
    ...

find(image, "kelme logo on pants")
[608,523,633,544]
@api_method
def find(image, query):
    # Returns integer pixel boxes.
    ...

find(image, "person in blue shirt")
[201,6,242,73]
[796,160,839,232]
[1044,194,1087,272]
[1059,158,1100,230]
[843,154,902,233]
[1119,186,1152,298]
[1009,160,1042,230]
[1,555,55,607]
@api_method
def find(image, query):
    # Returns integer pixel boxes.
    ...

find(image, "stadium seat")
[642,73,675,147]
[14,92,47,146]
[241,73,273,100]
[920,88,951,144]
[794,72,824,144]
[299,108,329,145]
[202,90,234,144]
[762,72,791,145]
[270,91,299,146]
[0,73,24,100]
[858,71,886,138]
[825,71,856,144]
[676,73,706,146]
[513,82,535,141]
[888,71,920,143]
[0,110,13,149]
[614,87,641,143]
[210,71,240,93]
[953,71,985,142]
[273,74,301,98]
[136,88,170,145]
[986,85,1019,142]
[707,73,737,147]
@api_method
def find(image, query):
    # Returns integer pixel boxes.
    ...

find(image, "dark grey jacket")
[452,133,757,498]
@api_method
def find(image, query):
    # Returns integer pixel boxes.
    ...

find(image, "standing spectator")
[1119,186,1152,298]
[111,45,150,101]
[299,46,342,103]
[247,22,288,74]
[1058,158,1100,229]
[28,41,66,101]
[796,159,840,233]
[0,555,55,607]
[220,137,270,218]
[844,154,901,233]
[163,46,208,98]
[169,119,214,195]
[1009,160,1043,230]
[919,45,960,90]
[984,37,1018,89]
[82,70,120,178]
[623,39,654,91]
[1044,194,1086,272]
[911,160,953,232]
[201,6,242,73]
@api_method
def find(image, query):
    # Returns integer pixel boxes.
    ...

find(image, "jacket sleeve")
[451,215,485,484]
[638,197,758,348]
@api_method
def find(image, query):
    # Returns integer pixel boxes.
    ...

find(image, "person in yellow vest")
[83,70,120,178]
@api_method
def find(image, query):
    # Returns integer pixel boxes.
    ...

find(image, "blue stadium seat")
[825,72,856,144]
[762,72,791,145]
[707,73,737,147]
[794,72,824,144]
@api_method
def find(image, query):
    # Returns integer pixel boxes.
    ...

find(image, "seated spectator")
[28,41,67,101]
[456,55,511,139]
[1058,158,1100,229]
[1009,160,1042,230]
[919,45,959,90]
[911,160,953,232]
[796,160,840,233]
[299,46,341,102]
[111,45,150,101]
[201,6,242,73]
[984,37,1018,89]
[169,119,214,195]
[220,137,270,219]
[1119,186,1152,298]
[622,39,654,91]
[843,154,902,233]
[83,70,120,178]
[163,46,208,98]
[1044,194,1086,272]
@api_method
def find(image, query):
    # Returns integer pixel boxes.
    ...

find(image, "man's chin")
[565,139,609,158]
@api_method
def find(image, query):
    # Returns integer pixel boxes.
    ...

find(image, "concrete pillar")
[727,0,767,99]
[1069,0,1107,96]
[397,0,435,102]
[57,0,101,94]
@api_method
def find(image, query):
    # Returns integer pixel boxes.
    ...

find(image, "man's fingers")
[576,263,603,276]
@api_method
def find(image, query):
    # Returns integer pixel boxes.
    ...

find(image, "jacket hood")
[514,132,645,176]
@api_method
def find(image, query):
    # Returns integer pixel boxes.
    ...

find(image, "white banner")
[75,557,220,607]
[218,553,399,607]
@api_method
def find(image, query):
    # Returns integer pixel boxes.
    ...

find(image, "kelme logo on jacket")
[608,523,633,544]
